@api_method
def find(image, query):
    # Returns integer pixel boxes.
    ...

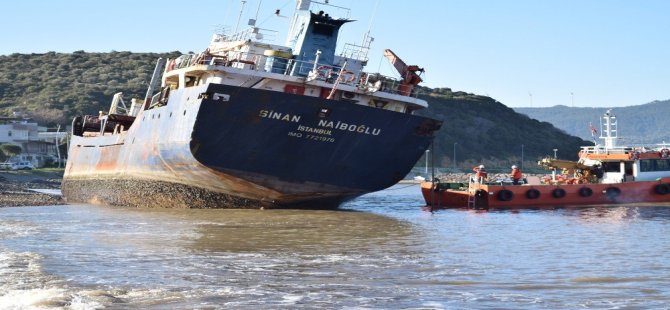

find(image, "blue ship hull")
[62,83,441,208]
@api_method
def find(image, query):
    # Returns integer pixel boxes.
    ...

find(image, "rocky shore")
[417,172,550,184]
[0,170,64,207]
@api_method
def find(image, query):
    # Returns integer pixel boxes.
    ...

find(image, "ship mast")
[600,109,618,150]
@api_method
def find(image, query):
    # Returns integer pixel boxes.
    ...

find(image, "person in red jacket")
[511,165,523,185]
[472,165,487,183]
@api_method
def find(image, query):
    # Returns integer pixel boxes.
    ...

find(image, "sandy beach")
[0,170,64,207]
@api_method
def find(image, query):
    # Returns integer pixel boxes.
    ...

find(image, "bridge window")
[640,159,670,172]
[602,162,621,173]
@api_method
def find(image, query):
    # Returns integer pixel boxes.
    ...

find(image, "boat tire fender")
[475,189,487,198]
[604,187,621,198]
[552,188,566,199]
[497,189,514,201]
[654,183,670,195]
[578,187,593,197]
[525,189,540,199]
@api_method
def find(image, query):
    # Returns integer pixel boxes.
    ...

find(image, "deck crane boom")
[383,49,424,96]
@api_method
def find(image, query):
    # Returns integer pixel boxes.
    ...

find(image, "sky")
[0,0,668,108]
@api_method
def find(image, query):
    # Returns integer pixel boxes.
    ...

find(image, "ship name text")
[317,120,381,136]
[259,110,301,123]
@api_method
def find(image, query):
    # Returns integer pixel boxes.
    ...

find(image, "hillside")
[416,88,588,170]
[0,51,180,125]
[0,52,588,169]
[515,100,670,144]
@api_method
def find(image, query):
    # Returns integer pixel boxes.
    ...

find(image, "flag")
[589,123,598,136]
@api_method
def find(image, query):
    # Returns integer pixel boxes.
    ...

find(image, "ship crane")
[383,49,424,96]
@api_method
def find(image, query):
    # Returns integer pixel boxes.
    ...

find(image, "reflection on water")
[187,209,419,253]
[1,184,670,309]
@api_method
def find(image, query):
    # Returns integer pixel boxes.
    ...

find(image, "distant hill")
[0,52,589,169]
[514,100,670,144]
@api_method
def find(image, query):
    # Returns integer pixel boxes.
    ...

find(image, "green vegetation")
[0,51,180,126]
[0,52,589,169]
[0,144,22,161]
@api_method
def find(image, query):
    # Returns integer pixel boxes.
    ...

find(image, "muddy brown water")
[1,184,670,309]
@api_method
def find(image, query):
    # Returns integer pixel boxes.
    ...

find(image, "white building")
[0,117,66,167]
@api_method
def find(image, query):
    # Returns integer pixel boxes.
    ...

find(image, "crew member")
[472,165,488,183]
[511,165,523,185]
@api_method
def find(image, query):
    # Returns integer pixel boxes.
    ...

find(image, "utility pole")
[453,142,457,171]
[519,144,523,171]
[425,149,429,175]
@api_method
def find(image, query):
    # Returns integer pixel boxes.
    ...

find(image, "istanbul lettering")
[258,109,382,143]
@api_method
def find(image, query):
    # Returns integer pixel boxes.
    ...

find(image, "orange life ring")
[316,65,331,78]
[629,151,640,160]
[338,70,356,83]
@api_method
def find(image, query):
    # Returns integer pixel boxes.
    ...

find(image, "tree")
[0,144,22,161]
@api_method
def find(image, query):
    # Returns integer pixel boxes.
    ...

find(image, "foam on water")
[0,248,105,310]
[1,187,670,308]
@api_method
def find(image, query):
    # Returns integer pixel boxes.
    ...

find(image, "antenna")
[254,0,263,22]
[367,0,381,33]
[234,0,247,34]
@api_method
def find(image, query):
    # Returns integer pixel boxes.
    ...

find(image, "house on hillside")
[0,117,66,167]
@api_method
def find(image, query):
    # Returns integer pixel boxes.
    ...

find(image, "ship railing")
[212,27,278,44]
[167,50,420,98]
[580,145,631,154]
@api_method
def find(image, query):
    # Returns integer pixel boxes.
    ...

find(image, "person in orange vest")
[511,165,523,185]
[472,164,487,183]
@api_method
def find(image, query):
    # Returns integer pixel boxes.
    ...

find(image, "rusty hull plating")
[63,1,442,208]
[63,83,441,208]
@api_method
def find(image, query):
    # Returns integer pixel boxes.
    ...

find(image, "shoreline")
[406,172,550,184]
[1,171,549,207]
[0,170,64,207]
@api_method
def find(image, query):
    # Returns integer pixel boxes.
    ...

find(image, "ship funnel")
[285,0,351,76]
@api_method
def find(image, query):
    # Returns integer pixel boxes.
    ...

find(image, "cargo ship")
[62,0,442,208]
[422,110,670,209]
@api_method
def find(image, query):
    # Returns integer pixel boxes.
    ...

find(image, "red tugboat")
[422,110,670,209]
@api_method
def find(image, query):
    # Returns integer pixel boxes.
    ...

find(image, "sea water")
[1,184,670,309]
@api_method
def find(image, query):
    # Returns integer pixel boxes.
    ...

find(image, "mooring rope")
[386,183,421,191]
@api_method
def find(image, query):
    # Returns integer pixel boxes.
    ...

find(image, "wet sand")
[0,170,64,207]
